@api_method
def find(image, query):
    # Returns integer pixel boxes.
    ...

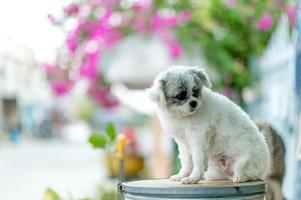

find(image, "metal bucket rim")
[120,179,266,198]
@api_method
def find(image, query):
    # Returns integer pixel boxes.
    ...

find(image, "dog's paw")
[232,175,248,183]
[169,174,183,182]
[169,174,187,181]
[181,176,201,184]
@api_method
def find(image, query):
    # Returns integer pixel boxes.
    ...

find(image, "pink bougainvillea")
[151,11,191,58]
[132,0,152,11]
[63,3,79,16]
[92,11,122,48]
[132,1,152,33]
[285,5,297,27]
[161,33,183,59]
[46,1,192,107]
[221,88,233,100]
[151,11,191,31]
[151,14,178,30]
[66,31,78,53]
[50,80,74,96]
[90,0,119,10]
[42,63,74,96]
[45,0,290,108]
[178,11,192,23]
[66,20,97,53]
[87,82,118,108]
[79,52,99,81]
[256,13,273,31]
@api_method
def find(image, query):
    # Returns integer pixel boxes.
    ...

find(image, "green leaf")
[88,134,107,149]
[106,122,117,141]
[43,188,61,200]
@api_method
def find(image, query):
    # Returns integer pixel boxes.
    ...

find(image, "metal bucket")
[118,179,266,200]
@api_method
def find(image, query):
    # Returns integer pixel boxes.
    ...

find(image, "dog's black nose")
[189,101,197,108]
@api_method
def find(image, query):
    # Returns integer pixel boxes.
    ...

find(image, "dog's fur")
[147,66,270,184]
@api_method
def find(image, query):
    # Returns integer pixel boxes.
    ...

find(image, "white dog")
[147,65,270,184]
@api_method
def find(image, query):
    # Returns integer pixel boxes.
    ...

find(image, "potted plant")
[88,122,144,178]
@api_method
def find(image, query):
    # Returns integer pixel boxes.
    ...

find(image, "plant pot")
[105,152,144,178]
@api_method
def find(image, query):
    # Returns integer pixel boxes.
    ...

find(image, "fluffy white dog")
[147,65,270,184]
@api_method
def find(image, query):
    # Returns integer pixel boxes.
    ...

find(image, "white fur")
[148,66,270,184]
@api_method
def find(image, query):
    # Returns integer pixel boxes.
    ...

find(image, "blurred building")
[0,39,51,137]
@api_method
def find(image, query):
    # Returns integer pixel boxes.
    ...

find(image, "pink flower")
[124,128,138,154]
[160,32,183,59]
[168,39,182,59]
[66,20,97,53]
[47,14,58,25]
[133,0,152,11]
[221,88,233,99]
[151,12,191,31]
[256,13,273,31]
[87,83,118,108]
[42,63,74,96]
[178,11,192,23]
[50,80,73,96]
[79,52,99,81]
[66,31,78,53]
[63,3,79,16]
[101,97,119,108]
[42,63,56,74]
[90,0,119,10]
[286,5,296,27]
[91,11,122,48]
[93,28,121,49]
[151,14,178,30]
[134,15,149,32]
[132,1,153,32]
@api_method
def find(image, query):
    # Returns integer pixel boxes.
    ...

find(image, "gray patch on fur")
[188,68,212,88]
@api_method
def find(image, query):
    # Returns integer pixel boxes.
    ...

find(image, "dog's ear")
[146,79,166,103]
[194,68,212,88]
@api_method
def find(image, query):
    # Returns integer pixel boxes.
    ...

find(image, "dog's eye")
[175,91,187,100]
[192,89,199,97]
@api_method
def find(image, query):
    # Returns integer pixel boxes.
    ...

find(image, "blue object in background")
[8,128,20,144]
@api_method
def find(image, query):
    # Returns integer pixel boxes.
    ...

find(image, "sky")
[0,0,70,62]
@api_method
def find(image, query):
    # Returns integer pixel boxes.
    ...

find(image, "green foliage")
[43,188,61,200]
[89,134,107,149]
[88,122,118,152]
[98,187,120,200]
[106,122,117,141]
[43,186,120,200]
[75,98,97,122]
[173,0,288,106]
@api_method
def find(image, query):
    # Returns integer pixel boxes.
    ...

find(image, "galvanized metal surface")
[120,179,266,200]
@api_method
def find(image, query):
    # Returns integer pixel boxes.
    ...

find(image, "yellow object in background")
[106,134,144,178]
[106,153,144,177]
[117,134,127,160]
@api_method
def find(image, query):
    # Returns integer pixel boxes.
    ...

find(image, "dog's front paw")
[169,174,188,182]
[232,174,248,183]
[181,176,201,184]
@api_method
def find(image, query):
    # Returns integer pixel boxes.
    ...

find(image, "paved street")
[0,139,105,200]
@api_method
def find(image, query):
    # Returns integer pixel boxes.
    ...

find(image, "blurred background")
[0,0,300,199]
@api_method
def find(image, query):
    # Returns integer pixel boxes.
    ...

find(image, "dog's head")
[147,66,212,117]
